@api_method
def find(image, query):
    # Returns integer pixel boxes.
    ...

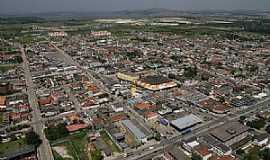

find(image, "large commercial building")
[116,72,139,83]
[170,114,202,132]
[136,75,177,91]
[122,120,148,143]
[210,122,249,146]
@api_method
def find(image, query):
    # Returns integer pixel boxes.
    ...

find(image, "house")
[201,135,232,156]
[66,123,88,132]
[209,155,237,160]
[164,145,190,160]
[111,104,124,112]
[0,96,6,110]
[182,137,200,152]
[253,133,269,147]
[194,145,212,160]
[9,112,31,123]
[144,111,158,120]
[38,96,53,106]
[197,98,229,114]
[111,114,127,123]
[134,102,156,111]
[14,103,30,112]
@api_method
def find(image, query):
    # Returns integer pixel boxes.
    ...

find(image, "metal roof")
[122,120,146,140]
[170,114,202,130]
[210,121,249,142]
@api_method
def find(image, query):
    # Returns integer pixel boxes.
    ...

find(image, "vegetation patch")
[100,130,121,153]
[0,138,27,155]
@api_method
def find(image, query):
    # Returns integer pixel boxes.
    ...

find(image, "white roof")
[188,141,200,148]
[170,114,202,130]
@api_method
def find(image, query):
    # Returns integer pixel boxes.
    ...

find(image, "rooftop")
[139,75,172,85]
[210,121,249,142]
[122,119,147,140]
[0,96,6,105]
[170,114,202,131]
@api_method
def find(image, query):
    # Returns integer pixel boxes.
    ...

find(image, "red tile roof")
[0,96,6,106]
[66,123,88,132]
[195,146,211,157]
[144,112,158,119]
[111,114,127,122]
[38,96,53,106]
[134,102,155,110]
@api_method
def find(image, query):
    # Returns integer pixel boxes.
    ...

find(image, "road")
[21,48,54,160]
[113,97,270,160]
[63,86,82,113]
[50,43,110,93]
[49,42,270,160]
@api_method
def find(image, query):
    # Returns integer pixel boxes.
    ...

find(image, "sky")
[0,0,270,14]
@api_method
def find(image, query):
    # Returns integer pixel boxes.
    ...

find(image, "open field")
[100,130,121,153]
[0,138,27,155]
[52,131,89,160]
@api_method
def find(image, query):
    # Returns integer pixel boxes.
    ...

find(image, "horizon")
[1,0,270,15]
[0,8,269,17]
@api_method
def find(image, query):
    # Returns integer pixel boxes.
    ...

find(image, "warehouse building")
[210,122,249,146]
[122,120,148,143]
[170,114,202,132]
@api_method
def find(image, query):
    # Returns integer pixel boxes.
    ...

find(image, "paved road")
[50,43,110,94]
[21,48,54,160]
[113,97,270,160]
[63,86,82,113]
[50,42,270,160]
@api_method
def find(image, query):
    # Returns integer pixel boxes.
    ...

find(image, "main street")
[21,47,54,160]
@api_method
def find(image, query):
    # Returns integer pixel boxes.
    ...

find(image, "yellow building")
[116,72,139,83]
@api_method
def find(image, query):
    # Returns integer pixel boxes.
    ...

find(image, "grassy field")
[0,138,27,155]
[100,130,121,153]
[52,131,89,160]
[0,64,18,73]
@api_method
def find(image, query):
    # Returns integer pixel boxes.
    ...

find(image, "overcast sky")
[0,0,270,14]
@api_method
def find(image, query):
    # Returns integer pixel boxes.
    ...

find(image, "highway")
[21,48,54,160]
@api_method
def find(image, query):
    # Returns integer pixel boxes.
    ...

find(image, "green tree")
[259,149,270,160]
[154,132,161,141]
[91,149,103,160]
[26,131,42,147]
[246,119,266,130]
[44,123,69,141]
[191,153,202,160]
